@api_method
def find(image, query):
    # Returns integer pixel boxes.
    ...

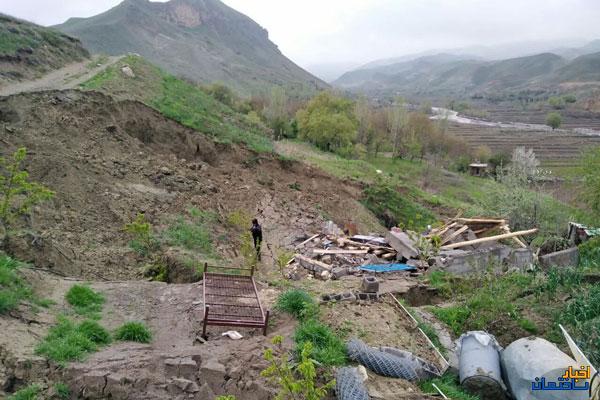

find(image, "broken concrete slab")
[386,229,419,260]
[539,247,579,269]
[509,248,534,269]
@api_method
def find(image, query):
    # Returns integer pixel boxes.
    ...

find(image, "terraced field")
[469,106,600,132]
[447,122,600,169]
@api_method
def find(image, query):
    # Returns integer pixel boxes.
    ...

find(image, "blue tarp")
[359,264,416,273]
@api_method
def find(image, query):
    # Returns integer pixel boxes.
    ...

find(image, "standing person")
[250,218,263,261]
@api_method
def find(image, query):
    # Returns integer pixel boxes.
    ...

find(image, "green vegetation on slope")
[0,14,88,80]
[0,253,53,314]
[427,266,600,365]
[276,140,595,235]
[0,253,32,313]
[81,55,273,153]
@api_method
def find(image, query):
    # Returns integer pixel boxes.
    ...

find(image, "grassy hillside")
[81,55,273,152]
[275,140,598,235]
[0,14,89,83]
[82,55,599,237]
[55,0,326,96]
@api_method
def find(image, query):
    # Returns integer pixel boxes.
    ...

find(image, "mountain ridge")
[54,0,327,95]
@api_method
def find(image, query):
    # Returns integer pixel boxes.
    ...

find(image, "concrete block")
[387,230,419,259]
[361,276,379,293]
[539,247,579,269]
[509,248,534,269]
[331,266,349,279]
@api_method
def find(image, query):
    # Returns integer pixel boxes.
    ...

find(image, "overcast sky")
[2,0,600,68]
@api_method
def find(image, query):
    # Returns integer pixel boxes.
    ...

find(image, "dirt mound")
[0,89,381,280]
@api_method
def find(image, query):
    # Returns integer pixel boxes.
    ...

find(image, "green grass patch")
[0,253,32,314]
[53,382,70,399]
[114,321,152,343]
[419,373,480,400]
[65,284,104,318]
[579,237,600,269]
[35,316,110,364]
[7,384,41,400]
[274,289,318,321]
[293,319,347,366]
[165,217,213,253]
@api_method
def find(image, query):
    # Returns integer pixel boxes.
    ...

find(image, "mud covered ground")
[0,90,382,281]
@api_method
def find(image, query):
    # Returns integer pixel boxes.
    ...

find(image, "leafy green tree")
[0,147,54,251]
[581,146,600,213]
[296,92,358,154]
[548,96,565,109]
[546,112,562,130]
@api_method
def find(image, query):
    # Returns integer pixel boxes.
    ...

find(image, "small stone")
[121,65,136,78]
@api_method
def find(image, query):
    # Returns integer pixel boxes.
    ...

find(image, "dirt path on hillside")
[0,55,121,97]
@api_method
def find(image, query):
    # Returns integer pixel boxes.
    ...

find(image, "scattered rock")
[121,65,135,78]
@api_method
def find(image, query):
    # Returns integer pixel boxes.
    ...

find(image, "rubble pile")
[288,229,400,280]
[287,217,539,280]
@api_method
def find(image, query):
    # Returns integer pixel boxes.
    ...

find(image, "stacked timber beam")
[428,217,537,250]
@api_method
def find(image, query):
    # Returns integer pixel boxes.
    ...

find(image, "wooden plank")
[425,222,458,238]
[381,252,396,259]
[501,225,527,248]
[340,238,395,251]
[454,218,506,224]
[441,225,469,245]
[313,249,368,255]
[441,228,538,250]
[295,234,320,249]
[294,254,331,271]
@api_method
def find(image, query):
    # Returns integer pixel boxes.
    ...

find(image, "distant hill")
[0,14,89,85]
[334,51,600,98]
[54,0,326,95]
[556,52,600,82]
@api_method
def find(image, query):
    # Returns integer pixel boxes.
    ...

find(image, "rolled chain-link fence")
[335,367,370,400]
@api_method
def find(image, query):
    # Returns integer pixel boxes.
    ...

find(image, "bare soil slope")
[0,89,381,280]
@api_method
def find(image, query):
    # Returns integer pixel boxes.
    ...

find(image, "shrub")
[114,321,152,343]
[65,284,104,317]
[546,112,562,130]
[275,290,318,320]
[261,335,335,400]
[294,320,347,366]
[8,384,41,400]
[0,147,54,249]
[124,213,158,256]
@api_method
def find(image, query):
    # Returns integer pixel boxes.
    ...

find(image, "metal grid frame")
[202,263,269,338]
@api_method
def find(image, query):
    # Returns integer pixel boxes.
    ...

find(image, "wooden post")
[263,310,270,336]
[202,306,209,339]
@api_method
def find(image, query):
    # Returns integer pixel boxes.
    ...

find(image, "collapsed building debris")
[287,217,538,280]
